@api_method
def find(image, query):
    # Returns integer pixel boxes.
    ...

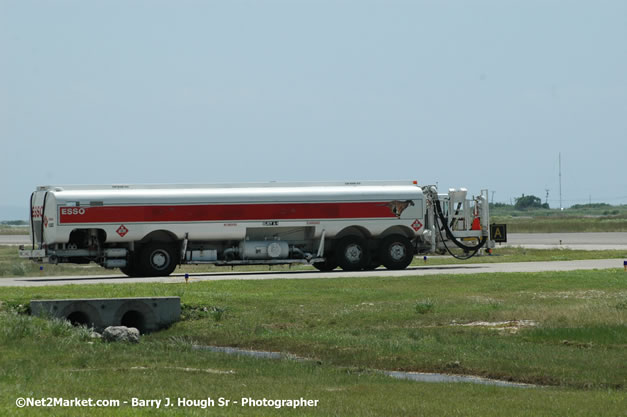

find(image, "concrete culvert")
[121,310,146,334]
[66,311,91,327]
[31,297,180,332]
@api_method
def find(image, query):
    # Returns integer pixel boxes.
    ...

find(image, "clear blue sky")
[1,0,626,219]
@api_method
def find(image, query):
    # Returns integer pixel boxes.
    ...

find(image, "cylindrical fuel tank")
[238,240,289,259]
[37,181,425,243]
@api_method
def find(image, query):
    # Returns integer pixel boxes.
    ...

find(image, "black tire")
[363,248,381,270]
[379,234,414,270]
[313,253,338,272]
[120,264,143,278]
[120,266,134,277]
[336,236,369,271]
[363,260,381,271]
[120,251,144,277]
[138,243,179,277]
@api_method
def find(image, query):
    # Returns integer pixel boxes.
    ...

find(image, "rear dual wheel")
[333,235,412,271]
[336,236,369,271]
[313,253,338,271]
[120,243,179,277]
[140,243,179,276]
[316,238,379,272]
[120,265,141,277]
[120,252,141,277]
[363,260,381,271]
[379,235,413,270]
[313,254,337,272]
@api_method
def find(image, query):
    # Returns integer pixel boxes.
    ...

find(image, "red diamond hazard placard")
[411,219,423,232]
[116,225,129,237]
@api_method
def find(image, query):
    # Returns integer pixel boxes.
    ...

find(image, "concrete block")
[30,297,180,333]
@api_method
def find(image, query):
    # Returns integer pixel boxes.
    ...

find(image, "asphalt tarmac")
[0,234,30,245]
[1,258,621,287]
[3,232,624,287]
[504,232,627,250]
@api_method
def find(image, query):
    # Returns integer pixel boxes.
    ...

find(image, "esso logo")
[61,207,86,216]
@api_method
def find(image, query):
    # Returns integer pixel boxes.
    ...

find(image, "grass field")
[0,269,625,416]
[490,203,627,218]
[0,226,28,235]
[0,220,28,235]
[487,201,627,232]
[491,214,627,233]
[1,244,625,278]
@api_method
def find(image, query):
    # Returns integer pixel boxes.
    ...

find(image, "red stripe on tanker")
[58,202,401,224]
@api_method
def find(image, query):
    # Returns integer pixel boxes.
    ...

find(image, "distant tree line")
[514,194,549,210]
[569,203,611,210]
[489,198,624,215]
[489,194,549,211]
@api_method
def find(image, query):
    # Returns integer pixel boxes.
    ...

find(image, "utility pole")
[491,190,495,202]
[545,189,549,205]
[559,153,562,211]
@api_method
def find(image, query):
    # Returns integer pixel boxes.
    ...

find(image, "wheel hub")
[389,243,406,260]
[151,250,169,270]
[345,244,363,263]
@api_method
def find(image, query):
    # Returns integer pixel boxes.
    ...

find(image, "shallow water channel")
[193,345,535,389]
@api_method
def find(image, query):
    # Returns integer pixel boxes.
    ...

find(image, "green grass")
[490,203,627,217]
[417,247,626,265]
[489,202,627,232]
[2,270,626,388]
[1,313,624,417]
[0,226,28,235]
[2,244,625,278]
[492,214,627,233]
[1,269,626,416]
[0,245,105,277]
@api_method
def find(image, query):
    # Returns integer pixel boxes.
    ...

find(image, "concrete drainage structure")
[30,297,180,333]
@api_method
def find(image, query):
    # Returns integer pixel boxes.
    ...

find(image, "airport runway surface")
[0,234,30,245]
[1,258,621,287]
[504,232,627,250]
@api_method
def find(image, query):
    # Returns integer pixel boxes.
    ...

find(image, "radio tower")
[559,153,562,211]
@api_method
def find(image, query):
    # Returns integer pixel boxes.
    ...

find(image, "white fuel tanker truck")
[19,180,496,276]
